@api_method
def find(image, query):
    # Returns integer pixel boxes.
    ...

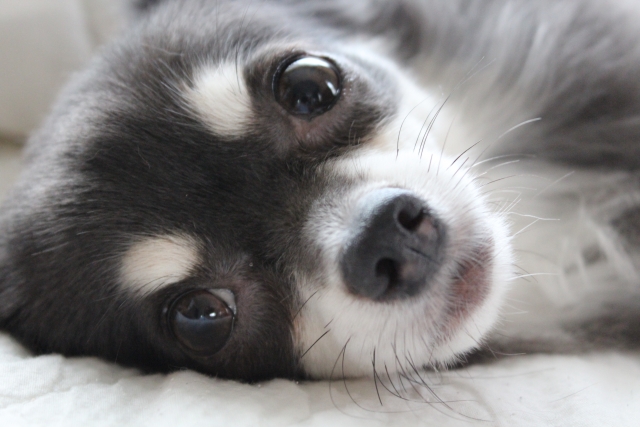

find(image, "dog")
[1,0,640,382]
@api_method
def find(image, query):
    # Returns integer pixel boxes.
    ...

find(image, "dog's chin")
[294,151,514,379]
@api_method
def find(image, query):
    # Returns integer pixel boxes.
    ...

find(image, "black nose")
[340,191,446,301]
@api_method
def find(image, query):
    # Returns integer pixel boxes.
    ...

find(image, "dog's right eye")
[274,56,341,118]
[168,290,235,355]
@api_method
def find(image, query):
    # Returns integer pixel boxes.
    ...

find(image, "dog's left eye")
[168,290,235,355]
[274,56,341,118]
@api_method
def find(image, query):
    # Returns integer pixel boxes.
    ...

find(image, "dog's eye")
[169,290,235,355]
[275,56,341,117]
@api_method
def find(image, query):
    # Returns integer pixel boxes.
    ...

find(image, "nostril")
[397,207,426,232]
[398,204,437,239]
[375,258,399,292]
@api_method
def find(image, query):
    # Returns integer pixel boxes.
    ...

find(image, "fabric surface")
[0,331,638,427]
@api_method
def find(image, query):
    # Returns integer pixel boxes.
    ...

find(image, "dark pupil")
[170,290,234,355]
[276,57,340,117]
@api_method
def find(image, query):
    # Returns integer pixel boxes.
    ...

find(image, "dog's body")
[1,0,640,381]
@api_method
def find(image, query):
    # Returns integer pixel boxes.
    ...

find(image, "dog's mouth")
[445,246,492,329]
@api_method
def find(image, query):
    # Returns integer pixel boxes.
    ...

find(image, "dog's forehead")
[105,3,397,144]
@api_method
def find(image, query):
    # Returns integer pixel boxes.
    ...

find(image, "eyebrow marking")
[183,61,252,137]
[120,234,199,295]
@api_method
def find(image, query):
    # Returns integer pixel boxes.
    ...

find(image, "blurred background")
[0,0,124,198]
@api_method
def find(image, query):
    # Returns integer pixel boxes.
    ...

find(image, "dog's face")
[0,1,513,381]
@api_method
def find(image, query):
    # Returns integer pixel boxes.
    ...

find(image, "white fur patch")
[293,42,514,378]
[184,62,251,137]
[120,235,199,295]
[295,150,514,378]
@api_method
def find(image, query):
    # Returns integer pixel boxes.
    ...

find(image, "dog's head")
[0,0,513,380]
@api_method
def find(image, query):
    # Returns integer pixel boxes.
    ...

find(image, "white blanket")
[0,331,638,427]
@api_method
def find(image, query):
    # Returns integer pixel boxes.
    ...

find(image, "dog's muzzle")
[340,188,446,301]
